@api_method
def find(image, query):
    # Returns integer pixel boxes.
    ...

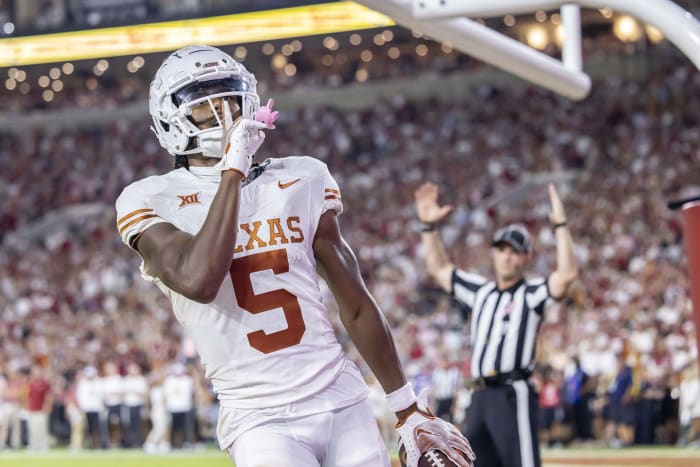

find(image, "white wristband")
[386,382,417,413]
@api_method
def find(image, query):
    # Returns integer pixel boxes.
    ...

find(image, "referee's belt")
[471,369,532,389]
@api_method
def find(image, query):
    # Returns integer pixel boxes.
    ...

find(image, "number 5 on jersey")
[230,249,306,354]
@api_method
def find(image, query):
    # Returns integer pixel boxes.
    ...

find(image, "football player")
[116,45,474,467]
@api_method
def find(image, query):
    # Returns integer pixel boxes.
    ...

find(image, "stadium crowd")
[1,52,699,452]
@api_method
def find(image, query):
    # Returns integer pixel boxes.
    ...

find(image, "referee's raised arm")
[546,183,579,299]
[415,182,456,293]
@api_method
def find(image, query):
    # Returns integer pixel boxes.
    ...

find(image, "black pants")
[123,405,144,448]
[85,411,108,449]
[170,411,195,448]
[573,396,592,440]
[465,380,540,467]
[106,404,123,447]
[435,397,454,422]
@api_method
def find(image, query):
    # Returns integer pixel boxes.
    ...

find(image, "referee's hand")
[415,182,454,224]
[548,183,567,224]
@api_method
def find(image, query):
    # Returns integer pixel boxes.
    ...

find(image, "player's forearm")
[342,302,407,394]
[173,171,242,301]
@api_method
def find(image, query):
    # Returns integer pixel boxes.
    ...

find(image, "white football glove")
[396,389,476,467]
[215,101,267,179]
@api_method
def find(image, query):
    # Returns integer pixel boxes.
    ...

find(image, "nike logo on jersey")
[177,192,201,208]
[278,178,301,189]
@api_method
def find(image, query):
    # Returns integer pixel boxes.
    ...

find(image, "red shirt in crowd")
[27,378,51,412]
[539,381,561,409]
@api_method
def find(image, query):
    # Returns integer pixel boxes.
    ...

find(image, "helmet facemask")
[172,79,258,158]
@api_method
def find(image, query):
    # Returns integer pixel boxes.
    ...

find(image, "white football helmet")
[149,45,260,158]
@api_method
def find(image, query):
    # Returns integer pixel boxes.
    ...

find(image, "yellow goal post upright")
[355,0,700,100]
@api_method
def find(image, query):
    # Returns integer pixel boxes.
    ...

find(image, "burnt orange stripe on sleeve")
[119,214,159,235]
[324,195,342,201]
[324,188,340,195]
[117,208,154,226]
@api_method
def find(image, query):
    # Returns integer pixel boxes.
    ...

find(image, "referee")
[414,182,578,467]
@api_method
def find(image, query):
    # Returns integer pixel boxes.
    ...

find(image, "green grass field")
[1,447,699,467]
[0,449,232,467]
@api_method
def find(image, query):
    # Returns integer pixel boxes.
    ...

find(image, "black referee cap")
[492,223,531,254]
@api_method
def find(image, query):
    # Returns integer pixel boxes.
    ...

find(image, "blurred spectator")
[0,364,25,449]
[564,356,593,441]
[144,367,170,453]
[64,371,85,450]
[122,362,148,447]
[26,364,52,450]
[163,364,194,449]
[76,365,107,449]
[431,356,462,423]
[48,374,72,445]
[606,353,638,448]
[679,363,700,447]
[539,367,565,447]
[101,361,124,447]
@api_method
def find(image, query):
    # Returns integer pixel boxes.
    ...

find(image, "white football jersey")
[116,157,364,410]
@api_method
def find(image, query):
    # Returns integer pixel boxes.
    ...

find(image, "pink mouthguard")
[254,98,280,129]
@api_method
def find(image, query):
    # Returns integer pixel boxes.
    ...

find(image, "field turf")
[0,446,698,466]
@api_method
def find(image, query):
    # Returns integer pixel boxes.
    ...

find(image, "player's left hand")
[396,390,476,467]
[548,183,567,225]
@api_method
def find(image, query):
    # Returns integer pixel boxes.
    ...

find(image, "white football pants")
[228,398,390,467]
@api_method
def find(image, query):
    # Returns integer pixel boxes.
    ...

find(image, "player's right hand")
[396,392,476,467]
[216,101,267,180]
[414,182,454,224]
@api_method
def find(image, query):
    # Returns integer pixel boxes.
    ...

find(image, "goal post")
[355,0,591,99]
[357,0,700,100]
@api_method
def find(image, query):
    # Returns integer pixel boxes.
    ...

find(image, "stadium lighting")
[234,46,247,60]
[599,8,614,19]
[0,2,393,67]
[645,24,664,44]
[526,26,549,50]
[613,15,642,42]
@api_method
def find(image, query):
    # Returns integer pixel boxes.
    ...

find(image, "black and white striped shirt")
[451,269,552,379]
